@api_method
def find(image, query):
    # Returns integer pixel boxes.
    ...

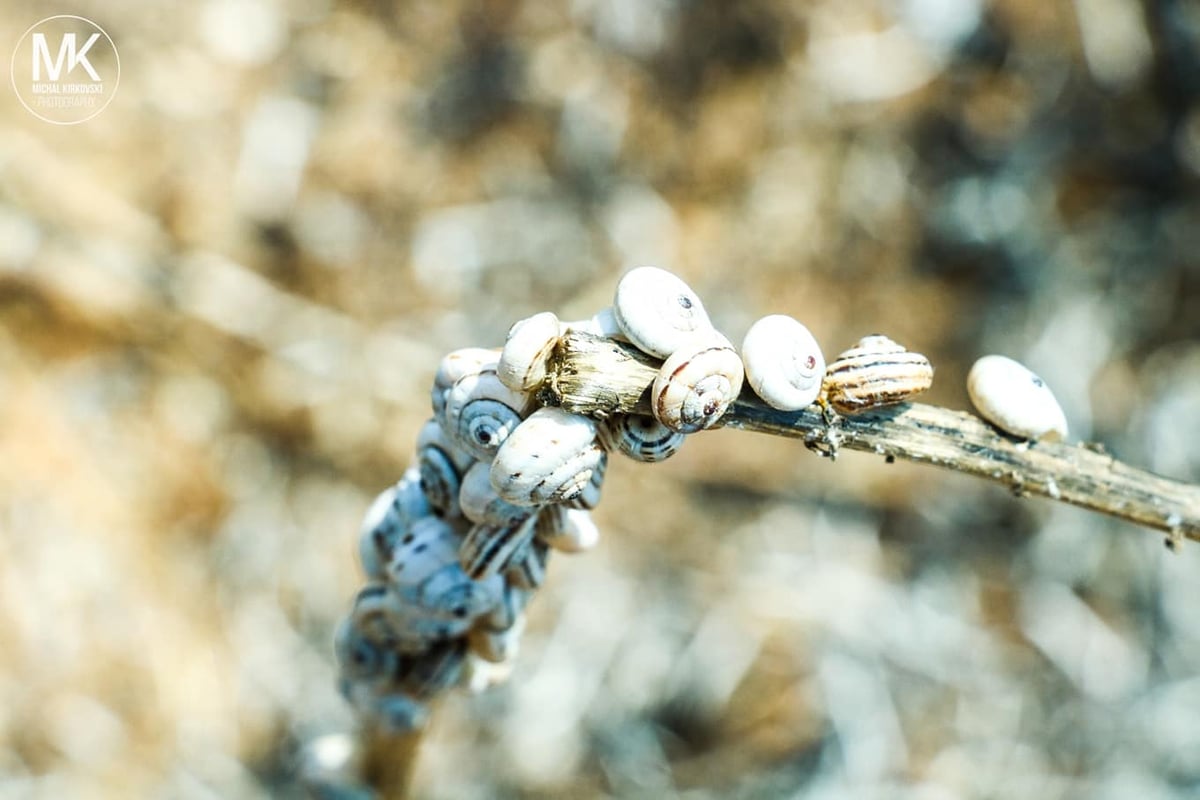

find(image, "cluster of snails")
[335,266,1070,731]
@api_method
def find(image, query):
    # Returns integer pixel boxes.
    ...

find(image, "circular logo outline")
[10,14,121,125]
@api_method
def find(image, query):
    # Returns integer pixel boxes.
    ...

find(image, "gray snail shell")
[458,515,538,581]
[468,614,525,664]
[652,332,745,433]
[395,638,468,701]
[431,347,500,418]
[613,266,714,358]
[441,369,533,462]
[410,560,505,622]
[741,314,826,411]
[598,413,686,462]
[335,613,400,683]
[339,677,431,733]
[416,420,475,518]
[497,311,561,392]
[534,504,600,553]
[483,583,531,631]
[359,467,433,581]
[823,334,933,414]
[967,354,1068,441]
[489,407,604,506]
[504,537,550,590]
[346,584,448,654]
[458,461,539,527]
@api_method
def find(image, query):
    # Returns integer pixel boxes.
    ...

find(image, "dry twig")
[546,331,1200,546]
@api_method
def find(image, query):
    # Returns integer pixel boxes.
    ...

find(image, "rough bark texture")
[547,331,1200,544]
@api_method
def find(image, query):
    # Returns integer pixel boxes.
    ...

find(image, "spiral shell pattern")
[442,370,531,462]
[741,314,825,411]
[490,407,604,506]
[598,414,686,462]
[458,516,538,581]
[652,333,745,433]
[613,266,714,358]
[498,311,560,392]
[823,334,933,414]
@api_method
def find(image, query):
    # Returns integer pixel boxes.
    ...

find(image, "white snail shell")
[652,332,745,433]
[613,266,714,358]
[459,461,538,526]
[534,505,600,553]
[490,407,604,506]
[741,314,825,411]
[497,311,560,392]
[442,370,532,462]
[458,515,538,581]
[598,413,686,462]
[967,355,1068,441]
[416,420,475,518]
[431,347,499,417]
[823,334,933,414]
[565,451,606,510]
[383,514,462,590]
[560,306,629,341]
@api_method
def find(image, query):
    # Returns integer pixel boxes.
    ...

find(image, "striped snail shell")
[534,504,600,553]
[565,452,606,510]
[359,467,433,581]
[431,347,499,417]
[598,413,686,462]
[412,558,505,622]
[823,334,933,414]
[498,311,561,392]
[416,420,475,518]
[458,515,538,581]
[741,314,826,411]
[459,461,538,526]
[490,407,605,506]
[383,514,462,590]
[613,266,714,358]
[967,355,1068,441]
[504,537,550,590]
[652,332,745,433]
[442,369,533,462]
[484,583,532,631]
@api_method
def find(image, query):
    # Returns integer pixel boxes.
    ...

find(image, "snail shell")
[458,515,538,581]
[468,614,526,664]
[416,420,475,518]
[504,537,550,590]
[490,407,604,506]
[741,314,826,411]
[335,613,400,683]
[431,347,500,417]
[967,355,1068,441]
[459,461,538,526]
[396,638,468,701]
[565,452,606,510]
[383,515,459,589]
[339,676,430,733]
[823,334,933,414]
[484,583,531,631]
[498,311,561,392]
[598,413,686,462]
[347,584,449,654]
[652,333,745,433]
[359,467,434,581]
[559,306,628,341]
[442,370,532,462]
[534,504,600,553]
[613,266,714,358]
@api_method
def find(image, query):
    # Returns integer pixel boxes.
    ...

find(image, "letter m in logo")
[32,32,101,81]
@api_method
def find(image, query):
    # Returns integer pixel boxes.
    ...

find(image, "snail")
[441,369,533,462]
[534,504,600,553]
[652,332,745,433]
[459,461,539,527]
[335,614,400,683]
[490,406,605,506]
[431,347,499,417]
[823,334,933,414]
[393,638,469,701]
[497,311,560,393]
[384,515,504,622]
[458,515,538,581]
[967,355,1068,441]
[598,413,686,462]
[560,305,628,341]
[416,419,475,518]
[741,315,826,411]
[359,468,434,581]
[483,583,531,632]
[565,452,606,510]
[339,675,431,733]
[347,584,456,654]
[613,266,714,358]
[504,537,550,590]
[468,614,526,664]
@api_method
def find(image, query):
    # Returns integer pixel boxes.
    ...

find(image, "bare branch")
[546,331,1200,545]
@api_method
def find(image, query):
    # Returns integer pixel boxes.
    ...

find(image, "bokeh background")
[2,0,1200,797]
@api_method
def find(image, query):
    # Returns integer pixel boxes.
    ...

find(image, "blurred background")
[1,0,1199,797]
